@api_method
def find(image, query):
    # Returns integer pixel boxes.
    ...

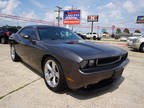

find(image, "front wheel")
[43,57,67,92]
[140,44,144,52]
[10,44,20,61]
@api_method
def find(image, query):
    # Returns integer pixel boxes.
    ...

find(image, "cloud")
[30,0,46,8]
[1,0,20,14]
[97,2,123,26]
[98,2,116,10]
[99,12,109,24]
[109,9,122,19]
[19,11,38,26]
[21,11,37,19]
[44,11,57,22]
[80,8,88,24]
[63,6,72,10]
[0,1,7,8]
[123,0,135,13]
[104,2,116,9]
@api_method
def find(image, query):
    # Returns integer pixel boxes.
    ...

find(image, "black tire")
[1,37,6,44]
[93,36,96,40]
[140,44,144,52]
[43,57,67,92]
[10,44,20,62]
[97,38,101,40]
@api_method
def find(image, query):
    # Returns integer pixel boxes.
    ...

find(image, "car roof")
[24,25,66,29]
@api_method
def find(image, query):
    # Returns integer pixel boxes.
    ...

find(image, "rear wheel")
[10,44,20,61]
[1,37,6,44]
[43,57,67,92]
[93,36,96,40]
[97,38,101,40]
[140,44,144,52]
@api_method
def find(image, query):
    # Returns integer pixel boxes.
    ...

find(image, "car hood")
[42,40,126,60]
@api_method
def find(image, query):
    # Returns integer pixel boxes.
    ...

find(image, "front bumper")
[127,40,133,46]
[131,42,140,50]
[67,58,129,89]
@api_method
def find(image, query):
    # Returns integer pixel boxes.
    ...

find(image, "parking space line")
[0,78,41,100]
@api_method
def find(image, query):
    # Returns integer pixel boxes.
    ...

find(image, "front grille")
[97,56,120,65]
[81,53,128,73]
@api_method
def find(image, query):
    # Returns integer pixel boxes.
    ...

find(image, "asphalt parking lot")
[0,41,144,108]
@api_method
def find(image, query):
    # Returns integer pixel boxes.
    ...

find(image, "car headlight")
[80,59,96,69]
[80,60,88,69]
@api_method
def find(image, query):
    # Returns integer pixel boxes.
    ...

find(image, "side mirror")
[23,35,30,39]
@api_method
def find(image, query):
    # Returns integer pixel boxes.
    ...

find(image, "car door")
[16,27,40,66]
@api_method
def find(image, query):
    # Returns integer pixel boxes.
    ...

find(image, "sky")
[0,0,144,33]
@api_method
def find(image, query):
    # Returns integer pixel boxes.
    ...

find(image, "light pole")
[55,6,62,26]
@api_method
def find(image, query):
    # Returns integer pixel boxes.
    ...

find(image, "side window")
[19,27,37,40]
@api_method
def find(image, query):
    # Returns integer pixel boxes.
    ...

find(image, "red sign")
[87,15,98,22]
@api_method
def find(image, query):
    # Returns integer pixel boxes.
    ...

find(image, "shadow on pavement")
[66,77,124,100]
[20,61,43,78]
[130,49,139,52]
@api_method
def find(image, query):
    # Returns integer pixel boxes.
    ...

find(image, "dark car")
[0,27,18,44]
[76,32,87,39]
[9,25,129,92]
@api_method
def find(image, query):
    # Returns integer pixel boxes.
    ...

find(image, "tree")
[101,29,106,33]
[2,25,22,30]
[123,28,130,34]
[116,28,121,34]
[134,29,141,33]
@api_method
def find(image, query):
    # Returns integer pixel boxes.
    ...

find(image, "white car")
[131,35,144,52]
[86,32,101,40]
[120,36,128,41]
[127,33,142,46]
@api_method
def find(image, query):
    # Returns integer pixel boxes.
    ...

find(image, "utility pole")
[55,6,62,26]
[91,21,94,33]
[97,26,99,35]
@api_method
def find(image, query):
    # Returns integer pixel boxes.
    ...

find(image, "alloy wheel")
[11,45,15,60]
[44,60,60,88]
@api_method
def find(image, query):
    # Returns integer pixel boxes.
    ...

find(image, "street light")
[55,6,63,26]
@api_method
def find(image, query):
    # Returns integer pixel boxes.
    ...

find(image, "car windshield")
[38,27,82,40]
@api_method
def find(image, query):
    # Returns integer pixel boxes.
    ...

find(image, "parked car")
[76,32,87,39]
[120,36,128,41]
[131,35,144,52]
[101,32,110,38]
[0,27,18,44]
[115,34,120,39]
[127,33,142,46]
[9,25,129,92]
[86,32,101,40]
[115,33,131,40]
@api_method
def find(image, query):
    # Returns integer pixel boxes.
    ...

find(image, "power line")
[0,13,143,32]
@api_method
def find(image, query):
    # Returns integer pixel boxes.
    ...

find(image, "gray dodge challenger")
[9,25,129,92]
